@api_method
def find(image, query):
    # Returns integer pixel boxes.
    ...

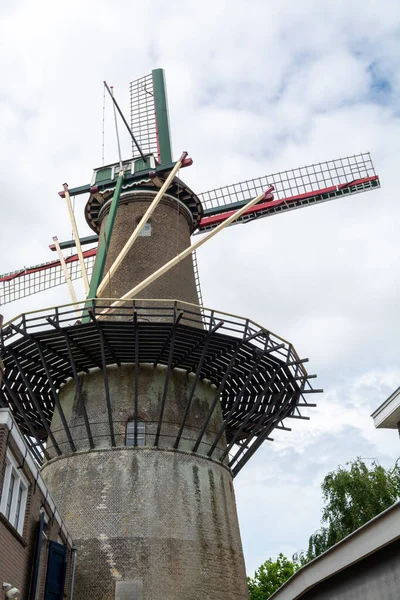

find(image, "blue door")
[44,541,67,600]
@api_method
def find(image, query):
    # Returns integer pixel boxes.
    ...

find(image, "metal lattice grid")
[191,251,204,307]
[197,177,379,234]
[199,153,376,213]
[130,73,159,160]
[0,251,96,306]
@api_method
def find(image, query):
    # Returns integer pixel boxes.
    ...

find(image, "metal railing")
[0,298,319,475]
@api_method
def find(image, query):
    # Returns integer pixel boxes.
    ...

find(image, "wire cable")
[102,84,106,166]
[111,86,123,170]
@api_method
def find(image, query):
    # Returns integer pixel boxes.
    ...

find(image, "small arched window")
[126,420,146,446]
[138,221,152,237]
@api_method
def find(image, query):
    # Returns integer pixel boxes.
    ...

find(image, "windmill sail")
[130,69,173,165]
[130,72,158,160]
[0,250,96,306]
[197,152,379,233]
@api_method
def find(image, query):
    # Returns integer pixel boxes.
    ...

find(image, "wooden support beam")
[101,186,274,315]
[34,339,76,452]
[232,384,304,476]
[46,317,103,371]
[207,341,270,458]
[173,320,224,450]
[96,153,188,297]
[191,329,266,454]
[153,307,183,368]
[231,364,307,469]
[61,184,90,294]
[10,349,62,456]
[229,383,292,471]
[88,309,120,366]
[53,236,80,317]
[219,366,282,463]
[1,374,50,460]
[62,331,95,449]
[171,319,224,371]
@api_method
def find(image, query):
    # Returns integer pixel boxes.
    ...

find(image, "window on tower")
[138,221,152,237]
[126,420,146,446]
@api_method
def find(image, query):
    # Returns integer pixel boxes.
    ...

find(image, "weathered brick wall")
[97,192,200,306]
[42,448,249,600]
[0,426,73,600]
[42,350,249,600]
[49,365,226,458]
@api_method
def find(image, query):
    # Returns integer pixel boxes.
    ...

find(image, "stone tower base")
[42,448,249,600]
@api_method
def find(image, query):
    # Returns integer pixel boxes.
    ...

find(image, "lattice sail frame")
[200,152,376,212]
[129,69,173,165]
[197,152,379,232]
[130,73,159,160]
[0,250,96,306]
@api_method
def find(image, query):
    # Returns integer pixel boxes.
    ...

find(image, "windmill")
[0,70,379,308]
[0,69,380,600]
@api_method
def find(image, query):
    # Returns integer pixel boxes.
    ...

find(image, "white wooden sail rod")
[62,183,90,294]
[96,152,189,297]
[53,236,80,317]
[101,186,274,314]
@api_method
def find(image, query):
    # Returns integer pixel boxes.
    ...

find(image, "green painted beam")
[152,69,172,165]
[68,183,92,196]
[49,235,99,251]
[82,171,125,322]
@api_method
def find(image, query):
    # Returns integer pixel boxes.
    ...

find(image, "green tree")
[250,459,400,596]
[247,553,298,600]
[295,457,400,564]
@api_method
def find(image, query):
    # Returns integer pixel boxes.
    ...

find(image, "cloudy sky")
[1,0,400,576]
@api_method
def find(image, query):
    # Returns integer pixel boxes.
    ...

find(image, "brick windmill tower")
[0,70,380,600]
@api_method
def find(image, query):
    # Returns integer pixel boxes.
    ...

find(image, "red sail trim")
[199,186,337,229]
[199,177,379,230]
[337,175,378,189]
[0,249,97,283]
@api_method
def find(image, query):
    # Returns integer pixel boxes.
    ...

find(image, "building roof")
[269,501,400,600]
[371,386,400,429]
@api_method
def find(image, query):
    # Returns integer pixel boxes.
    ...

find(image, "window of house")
[0,450,29,535]
[125,420,146,446]
[40,506,50,528]
[138,221,152,237]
